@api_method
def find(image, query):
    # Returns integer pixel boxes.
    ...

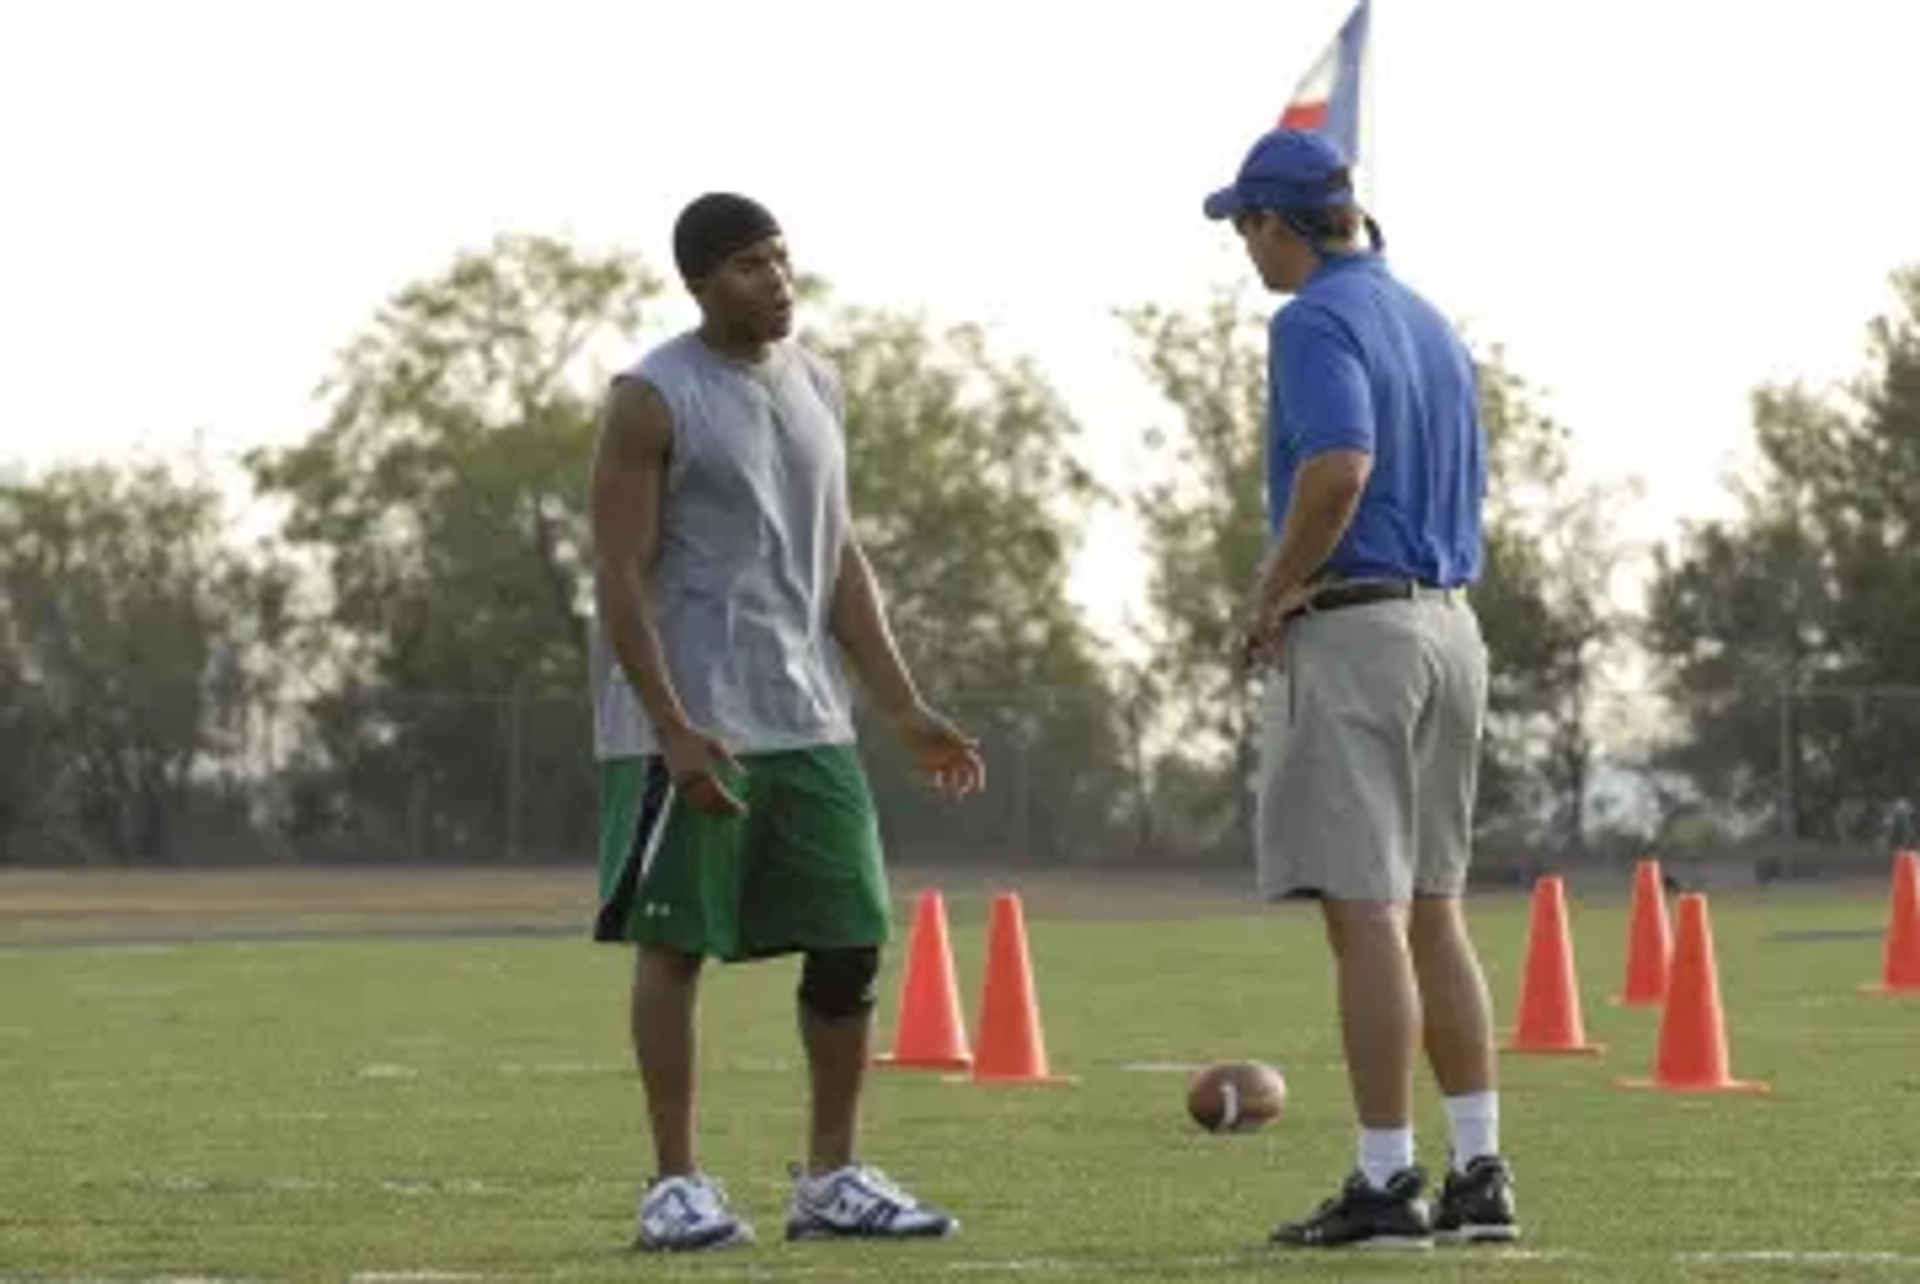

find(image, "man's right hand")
[660,724,748,816]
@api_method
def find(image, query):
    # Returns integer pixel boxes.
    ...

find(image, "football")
[1186,1060,1288,1133]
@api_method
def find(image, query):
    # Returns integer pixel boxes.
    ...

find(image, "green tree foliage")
[245,233,660,860]
[1117,294,1269,859]
[0,464,289,863]
[801,296,1140,864]
[1646,266,1920,845]
[1473,355,1634,857]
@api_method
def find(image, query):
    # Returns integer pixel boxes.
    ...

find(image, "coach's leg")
[797,947,879,1174]
[1411,892,1517,1243]
[1322,897,1422,1187]
[632,945,704,1177]
[1410,896,1498,1152]
[1411,602,1518,1243]
[1412,599,1502,1171]
[1266,614,1436,1249]
[1270,884,1431,1249]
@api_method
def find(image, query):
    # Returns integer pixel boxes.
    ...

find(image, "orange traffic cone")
[875,890,973,1070]
[1613,858,1672,1007]
[1503,875,1605,1055]
[967,892,1075,1085]
[1862,849,1920,996]
[1618,893,1770,1094]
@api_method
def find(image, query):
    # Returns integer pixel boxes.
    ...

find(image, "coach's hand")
[890,703,986,798]
[1237,584,1310,673]
[660,723,748,816]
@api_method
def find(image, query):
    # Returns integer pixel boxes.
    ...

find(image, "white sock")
[1358,1127,1415,1190]
[1444,1091,1499,1172]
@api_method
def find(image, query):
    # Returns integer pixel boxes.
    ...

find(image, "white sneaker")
[785,1163,959,1241]
[633,1173,753,1252]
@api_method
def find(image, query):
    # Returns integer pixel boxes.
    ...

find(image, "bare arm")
[589,376,695,741]
[1256,449,1374,604]
[829,536,925,723]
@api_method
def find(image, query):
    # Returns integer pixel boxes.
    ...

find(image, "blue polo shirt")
[1267,252,1486,587]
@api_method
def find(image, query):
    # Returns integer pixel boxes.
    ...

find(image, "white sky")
[2,0,1915,655]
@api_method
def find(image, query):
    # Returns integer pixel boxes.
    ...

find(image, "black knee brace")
[798,947,880,1021]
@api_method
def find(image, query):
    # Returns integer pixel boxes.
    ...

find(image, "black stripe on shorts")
[592,757,672,943]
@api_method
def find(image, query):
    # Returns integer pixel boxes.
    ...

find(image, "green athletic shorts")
[591,744,892,961]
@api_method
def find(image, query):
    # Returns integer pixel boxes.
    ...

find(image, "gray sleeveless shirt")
[590,331,857,758]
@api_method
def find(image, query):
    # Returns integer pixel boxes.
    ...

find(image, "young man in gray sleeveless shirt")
[587,192,986,1252]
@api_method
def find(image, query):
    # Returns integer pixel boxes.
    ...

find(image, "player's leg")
[741,746,890,1177]
[797,945,879,1172]
[1259,609,1432,1250]
[631,946,702,1179]
[1409,603,1518,1243]
[742,746,958,1241]
[593,754,754,1252]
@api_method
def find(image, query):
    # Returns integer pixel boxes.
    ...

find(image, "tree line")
[5,235,1919,871]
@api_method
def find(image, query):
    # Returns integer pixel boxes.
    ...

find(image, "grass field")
[3,867,1918,1282]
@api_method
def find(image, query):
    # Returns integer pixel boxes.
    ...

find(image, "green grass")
[3,882,1919,1282]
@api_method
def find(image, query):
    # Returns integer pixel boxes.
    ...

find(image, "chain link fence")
[6,678,1920,880]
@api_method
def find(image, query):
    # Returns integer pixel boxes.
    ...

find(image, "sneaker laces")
[797,1162,918,1212]
[846,1165,917,1209]
[1307,1171,1377,1217]
[650,1173,731,1220]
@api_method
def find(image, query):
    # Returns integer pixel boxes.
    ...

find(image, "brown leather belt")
[1284,578,1462,621]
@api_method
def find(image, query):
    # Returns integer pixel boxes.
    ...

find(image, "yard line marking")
[496,1060,622,1076]
[0,1277,260,1284]
[1675,1250,1920,1266]
[730,1056,793,1072]
[1117,1061,1205,1073]
[940,1260,1076,1274]
[940,1250,1591,1274]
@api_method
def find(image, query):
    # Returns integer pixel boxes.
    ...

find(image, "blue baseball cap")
[1202,128,1356,221]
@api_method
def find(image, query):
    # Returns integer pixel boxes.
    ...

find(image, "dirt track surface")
[0,864,1273,947]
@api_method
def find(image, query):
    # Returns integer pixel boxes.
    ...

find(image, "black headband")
[672,192,781,282]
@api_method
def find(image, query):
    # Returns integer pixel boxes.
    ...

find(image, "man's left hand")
[1237,583,1311,673]
[890,704,987,797]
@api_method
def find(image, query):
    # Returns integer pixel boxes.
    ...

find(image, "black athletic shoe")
[1269,1167,1433,1250]
[1433,1155,1520,1244]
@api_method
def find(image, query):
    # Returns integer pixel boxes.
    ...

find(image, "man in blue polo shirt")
[1202,127,1518,1250]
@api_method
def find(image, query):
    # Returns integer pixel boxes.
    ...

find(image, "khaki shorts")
[1254,591,1487,902]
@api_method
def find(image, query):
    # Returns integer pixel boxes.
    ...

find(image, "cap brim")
[1202,186,1243,221]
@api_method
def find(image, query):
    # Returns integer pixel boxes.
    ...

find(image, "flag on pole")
[1277,0,1370,166]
